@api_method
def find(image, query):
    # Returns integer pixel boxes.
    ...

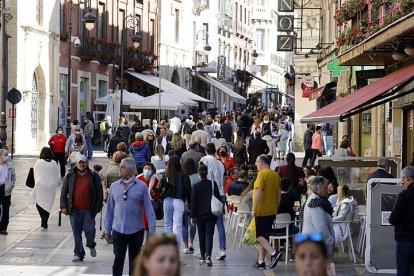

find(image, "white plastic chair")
[334,221,356,263]
[269,213,295,265]
[356,205,366,256]
[231,203,251,248]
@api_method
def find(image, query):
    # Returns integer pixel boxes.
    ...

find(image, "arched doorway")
[171,69,180,86]
[31,68,46,150]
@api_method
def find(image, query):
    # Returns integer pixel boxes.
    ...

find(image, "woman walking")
[151,144,168,176]
[190,165,220,266]
[0,149,16,235]
[231,136,248,167]
[167,133,187,158]
[277,124,289,160]
[162,155,192,249]
[32,147,59,228]
[48,127,67,178]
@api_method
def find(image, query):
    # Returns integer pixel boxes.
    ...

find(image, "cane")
[58,211,62,227]
[99,211,102,231]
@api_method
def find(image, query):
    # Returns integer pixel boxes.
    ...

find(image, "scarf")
[307,194,333,216]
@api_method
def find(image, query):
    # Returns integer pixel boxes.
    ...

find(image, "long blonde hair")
[170,133,183,151]
[154,144,165,160]
[336,185,350,206]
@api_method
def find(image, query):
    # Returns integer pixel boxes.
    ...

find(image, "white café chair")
[231,203,251,249]
[334,220,357,263]
[228,195,242,232]
[269,213,295,265]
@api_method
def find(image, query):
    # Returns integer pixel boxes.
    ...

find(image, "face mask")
[57,130,63,135]
[264,120,269,124]
[75,131,81,135]
[143,169,152,178]
[3,156,10,162]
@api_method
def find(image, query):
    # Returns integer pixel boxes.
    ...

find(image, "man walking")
[253,154,282,269]
[302,123,314,167]
[199,143,227,260]
[390,166,414,276]
[156,127,172,152]
[60,154,103,262]
[84,118,94,159]
[105,157,156,276]
[100,116,113,151]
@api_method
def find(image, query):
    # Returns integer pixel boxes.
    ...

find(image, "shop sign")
[301,77,314,98]
[356,69,386,89]
[217,55,226,81]
[277,35,293,51]
[277,15,294,32]
[278,0,294,12]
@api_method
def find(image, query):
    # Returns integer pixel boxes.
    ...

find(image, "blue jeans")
[182,212,197,245]
[112,230,144,276]
[85,137,93,158]
[396,240,414,276]
[216,196,226,251]
[163,197,185,247]
[69,209,96,259]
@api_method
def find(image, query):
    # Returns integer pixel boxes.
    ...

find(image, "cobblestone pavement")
[0,152,393,275]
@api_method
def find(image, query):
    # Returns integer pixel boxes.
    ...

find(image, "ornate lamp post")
[66,0,96,136]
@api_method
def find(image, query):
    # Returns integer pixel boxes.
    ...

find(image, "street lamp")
[118,15,141,117]
[66,0,96,137]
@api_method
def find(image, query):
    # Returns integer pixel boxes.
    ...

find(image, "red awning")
[301,63,414,123]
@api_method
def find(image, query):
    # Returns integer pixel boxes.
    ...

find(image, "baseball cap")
[76,154,88,163]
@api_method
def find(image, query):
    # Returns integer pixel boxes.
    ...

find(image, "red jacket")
[137,174,160,231]
[48,134,68,153]
[221,156,236,172]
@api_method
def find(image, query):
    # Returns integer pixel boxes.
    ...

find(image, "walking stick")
[99,211,102,231]
[58,211,62,227]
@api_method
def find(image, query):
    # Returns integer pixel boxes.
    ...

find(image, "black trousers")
[112,229,144,276]
[53,152,66,177]
[302,149,313,167]
[196,213,217,259]
[36,204,50,227]
[310,149,322,167]
[0,187,11,231]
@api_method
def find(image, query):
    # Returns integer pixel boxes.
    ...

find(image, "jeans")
[310,149,322,167]
[164,197,184,248]
[102,133,112,151]
[396,240,414,276]
[112,230,144,276]
[85,137,93,159]
[302,149,313,167]
[53,152,66,177]
[323,135,334,157]
[69,209,96,259]
[36,204,49,227]
[197,213,217,259]
[216,196,227,251]
[182,212,197,245]
[0,192,11,231]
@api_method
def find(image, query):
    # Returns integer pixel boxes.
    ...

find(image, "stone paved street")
[0,153,393,275]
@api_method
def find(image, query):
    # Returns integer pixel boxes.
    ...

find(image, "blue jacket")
[129,140,151,168]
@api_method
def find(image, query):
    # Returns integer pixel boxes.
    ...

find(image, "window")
[240,5,243,22]
[256,29,264,51]
[202,23,209,45]
[98,2,106,40]
[59,74,68,127]
[36,0,43,25]
[118,9,125,45]
[98,80,108,99]
[79,77,89,121]
[175,9,180,43]
[149,19,155,51]
[60,0,66,34]
[135,14,141,33]
[235,3,238,22]
[79,3,85,43]
[244,8,247,23]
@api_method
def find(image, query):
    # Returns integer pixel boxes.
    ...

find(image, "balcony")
[251,6,272,21]
[235,22,253,41]
[218,14,234,33]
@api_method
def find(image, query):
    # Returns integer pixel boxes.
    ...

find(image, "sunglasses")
[123,189,128,201]
[294,232,323,244]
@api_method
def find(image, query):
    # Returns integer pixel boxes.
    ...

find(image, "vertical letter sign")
[277,35,293,51]
[278,0,294,12]
[278,15,294,32]
[217,55,226,81]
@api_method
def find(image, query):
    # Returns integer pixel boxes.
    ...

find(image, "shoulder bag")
[26,167,35,188]
[210,180,224,216]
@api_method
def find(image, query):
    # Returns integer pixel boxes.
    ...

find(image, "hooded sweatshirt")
[129,140,151,168]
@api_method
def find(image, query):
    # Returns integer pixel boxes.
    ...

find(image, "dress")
[278,129,289,152]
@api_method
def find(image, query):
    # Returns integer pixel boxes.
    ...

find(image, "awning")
[94,90,144,105]
[301,63,414,123]
[197,75,246,104]
[130,92,197,110]
[309,81,337,101]
[126,71,212,103]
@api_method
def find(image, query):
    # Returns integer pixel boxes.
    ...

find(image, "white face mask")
[75,131,81,135]
[264,120,269,124]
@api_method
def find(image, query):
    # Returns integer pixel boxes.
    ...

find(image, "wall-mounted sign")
[356,69,386,89]
[301,77,315,98]
[277,15,294,32]
[277,35,293,51]
[278,0,294,12]
[217,55,226,81]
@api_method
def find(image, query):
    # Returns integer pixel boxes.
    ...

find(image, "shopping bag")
[242,219,256,245]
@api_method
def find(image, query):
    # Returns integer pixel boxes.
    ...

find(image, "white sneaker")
[216,250,226,260]
[182,248,190,254]
[194,250,201,257]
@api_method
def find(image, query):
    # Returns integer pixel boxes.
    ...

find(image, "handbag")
[157,175,174,200]
[26,167,35,188]
[210,180,224,216]
[242,218,256,245]
[152,200,164,220]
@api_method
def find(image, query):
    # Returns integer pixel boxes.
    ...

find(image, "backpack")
[68,145,85,164]
[100,121,107,132]
[183,122,195,135]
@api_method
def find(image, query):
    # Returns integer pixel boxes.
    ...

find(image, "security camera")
[73,37,81,47]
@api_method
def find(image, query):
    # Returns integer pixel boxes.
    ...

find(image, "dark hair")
[312,165,321,174]
[228,167,237,177]
[75,134,83,144]
[143,162,156,173]
[39,147,54,160]
[316,126,322,131]
[198,164,208,179]
[294,239,328,259]
[248,164,256,171]
[56,127,63,133]
[205,143,216,155]
[182,158,197,176]
[286,152,296,165]
[93,164,103,172]
[240,164,249,173]
[254,131,261,139]
[339,140,349,149]
[342,135,349,139]
[318,167,338,184]
[197,122,204,129]
[134,234,180,276]
[281,178,291,192]
[115,129,122,137]
[166,155,182,187]
[117,142,127,152]
[306,168,317,178]
[237,170,247,179]
[215,131,222,139]
[73,119,79,125]
[113,151,128,164]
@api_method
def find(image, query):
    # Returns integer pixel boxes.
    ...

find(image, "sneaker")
[198,257,205,264]
[269,251,282,269]
[255,261,266,270]
[194,250,201,257]
[0,230,8,235]
[216,250,226,261]
[206,256,213,267]
[72,255,83,262]
[90,247,97,257]
[182,248,190,254]
[189,246,195,253]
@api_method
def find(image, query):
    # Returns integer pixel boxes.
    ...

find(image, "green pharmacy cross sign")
[327,57,347,77]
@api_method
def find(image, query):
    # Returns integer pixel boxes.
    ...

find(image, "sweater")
[190,179,221,218]
[389,183,414,241]
[48,134,68,153]
[311,133,323,152]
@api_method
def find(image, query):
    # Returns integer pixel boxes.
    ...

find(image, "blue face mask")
[143,169,152,179]
[3,155,10,162]
[75,131,81,135]
[57,130,63,135]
